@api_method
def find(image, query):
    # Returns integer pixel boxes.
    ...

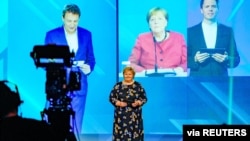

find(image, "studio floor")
[75,134,182,141]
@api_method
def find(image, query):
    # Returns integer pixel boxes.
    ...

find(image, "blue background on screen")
[187,0,250,76]
[0,0,249,135]
[3,0,116,134]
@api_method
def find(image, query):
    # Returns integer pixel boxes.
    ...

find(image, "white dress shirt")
[202,21,217,49]
[65,29,79,53]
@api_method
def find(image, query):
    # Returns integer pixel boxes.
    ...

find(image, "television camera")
[30,44,81,141]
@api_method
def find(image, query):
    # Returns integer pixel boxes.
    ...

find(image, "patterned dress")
[109,81,147,141]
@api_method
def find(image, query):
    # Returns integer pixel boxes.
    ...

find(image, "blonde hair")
[146,7,168,23]
[123,66,136,77]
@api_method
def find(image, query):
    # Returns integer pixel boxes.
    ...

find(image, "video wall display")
[0,0,249,135]
[119,0,250,77]
[118,0,250,134]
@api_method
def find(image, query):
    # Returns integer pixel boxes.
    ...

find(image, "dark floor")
[75,134,182,141]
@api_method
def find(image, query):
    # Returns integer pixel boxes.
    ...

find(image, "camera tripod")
[30,44,82,141]
[41,95,77,141]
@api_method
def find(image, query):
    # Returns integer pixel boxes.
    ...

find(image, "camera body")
[31,44,79,141]
[30,44,81,100]
[45,67,81,100]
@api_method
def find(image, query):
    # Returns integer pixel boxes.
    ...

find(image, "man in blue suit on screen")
[44,3,96,134]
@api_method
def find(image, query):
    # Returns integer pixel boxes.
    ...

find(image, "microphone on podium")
[145,35,164,77]
[153,36,158,73]
[145,34,176,77]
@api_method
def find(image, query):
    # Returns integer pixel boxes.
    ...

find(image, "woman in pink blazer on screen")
[128,7,187,73]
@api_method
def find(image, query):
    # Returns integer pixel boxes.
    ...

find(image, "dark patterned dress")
[109,81,147,141]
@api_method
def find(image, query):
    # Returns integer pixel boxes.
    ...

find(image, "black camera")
[30,44,79,141]
[30,44,81,100]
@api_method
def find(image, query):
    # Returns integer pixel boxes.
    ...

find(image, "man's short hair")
[200,0,219,8]
[0,80,23,117]
[62,4,81,17]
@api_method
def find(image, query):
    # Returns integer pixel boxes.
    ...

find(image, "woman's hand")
[116,101,127,107]
[132,100,142,107]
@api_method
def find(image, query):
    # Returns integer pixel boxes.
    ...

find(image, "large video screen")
[187,0,250,76]
[1,0,249,136]
[2,0,116,134]
[119,0,250,77]
[118,0,188,77]
[118,0,250,134]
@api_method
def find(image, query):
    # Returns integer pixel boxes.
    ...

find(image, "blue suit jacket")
[187,23,240,76]
[44,26,96,94]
